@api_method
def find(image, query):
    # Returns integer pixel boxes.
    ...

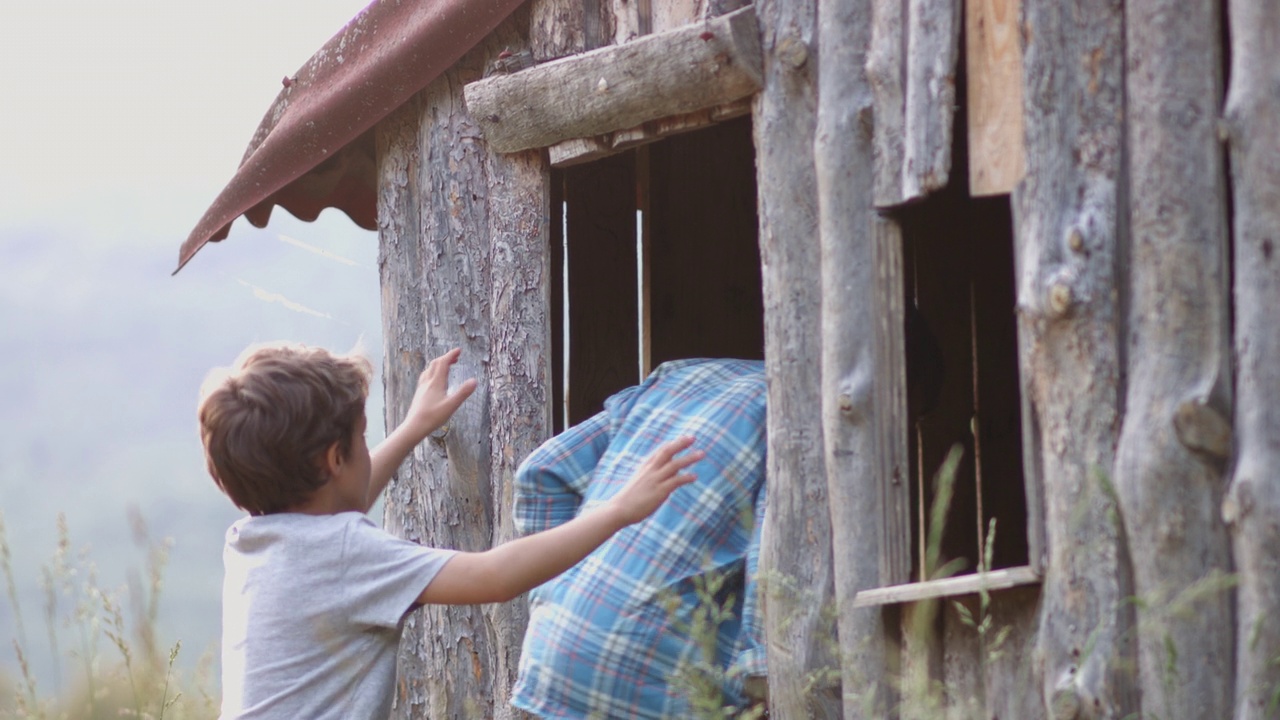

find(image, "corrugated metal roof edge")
[175,0,527,274]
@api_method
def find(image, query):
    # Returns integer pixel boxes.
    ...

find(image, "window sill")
[853,565,1040,608]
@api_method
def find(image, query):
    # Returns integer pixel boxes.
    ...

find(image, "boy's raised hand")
[607,436,704,525]
[405,348,478,437]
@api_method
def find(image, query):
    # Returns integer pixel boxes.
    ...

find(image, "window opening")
[549,117,762,428]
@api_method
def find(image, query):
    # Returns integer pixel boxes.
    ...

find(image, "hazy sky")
[0,1,372,242]
[0,0,386,690]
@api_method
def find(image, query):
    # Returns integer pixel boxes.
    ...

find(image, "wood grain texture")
[965,0,1025,195]
[753,0,843,713]
[868,0,962,207]
[1116,2,1235,717]
[465,6,763,154]
[1013,0,1136,716]
[814,0,897,711]
[377,15,536,719]
[484,144,550,719]
[1224,2,1280,717]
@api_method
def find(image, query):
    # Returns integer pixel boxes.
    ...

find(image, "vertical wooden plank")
[565,151,638,424]
[648,117,762,365]
[1116,2,1235,718]
[1223,2,1280,717]
[816,0,908,713]
[379,13,546,718]
[874,218,911,588]
[486,146,551,720]
[754,0,843,714]
[549,171,567,434]
[636,147,652,378]
[378,66,498,720]
[869,0,962,207]
[1014,0,1134,715]
[868,0,906,207]
[651,0,708,32]
[530,0,613,61]
[902,0,961,200]
[965,0,1025,196]
[613,0,651,43]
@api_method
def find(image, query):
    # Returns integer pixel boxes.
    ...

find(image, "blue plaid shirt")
[510,359,767,719]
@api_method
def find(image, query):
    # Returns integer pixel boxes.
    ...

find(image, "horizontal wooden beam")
[464,6,763,154]
[852,565,1040,607]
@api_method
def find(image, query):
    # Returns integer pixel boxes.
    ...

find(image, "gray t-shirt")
[219,512,456,720]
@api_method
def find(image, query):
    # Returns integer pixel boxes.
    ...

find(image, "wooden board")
[965,0,1025,196]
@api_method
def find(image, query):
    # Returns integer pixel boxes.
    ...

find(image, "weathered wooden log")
[1223,1,1280,717]
[465,6,763,154]
[484,151,550,719]
[377,18,536,718]
[867,0,961,207]
[753,0,842,714]
[1013,0,1136,716]
[1115,2,1235,718]
[813,0,895,713]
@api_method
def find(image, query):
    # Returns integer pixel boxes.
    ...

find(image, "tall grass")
[0,510,215,720]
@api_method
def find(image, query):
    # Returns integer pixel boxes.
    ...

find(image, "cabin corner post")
[1115,1,1236,718]
[1013,0,1135,716]
[753,0,843,715]
[814,0,893,714]
[484,145,550,719]
[1223,1,1280,716]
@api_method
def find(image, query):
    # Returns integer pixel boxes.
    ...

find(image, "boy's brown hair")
[198,343,372,515]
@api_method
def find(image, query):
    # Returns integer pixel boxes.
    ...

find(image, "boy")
[198,343,703,720]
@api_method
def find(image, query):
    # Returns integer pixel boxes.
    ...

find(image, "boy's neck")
[286,484,364,516]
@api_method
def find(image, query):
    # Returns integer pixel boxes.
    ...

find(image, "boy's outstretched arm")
[418,436,704,605]
[366,348,477,512]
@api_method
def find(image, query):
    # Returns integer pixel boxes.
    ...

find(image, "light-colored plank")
[853,566,1040,607]
[547,99,753,167]
[465,6,763,154]
[548,136,615,167]
[966,0,1025,196]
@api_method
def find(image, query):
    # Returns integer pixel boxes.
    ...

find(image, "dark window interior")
[550,116,763,431]
[898,151,1028,579]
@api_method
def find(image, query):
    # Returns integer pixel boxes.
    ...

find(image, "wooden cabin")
[179,0,1279,717]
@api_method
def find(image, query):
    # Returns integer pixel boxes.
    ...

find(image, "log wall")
[1013,0,1135,716]
[1223,2,1280,717]
[753,0,844,715]
[377,12,546,720]
[1115,2,1235,717]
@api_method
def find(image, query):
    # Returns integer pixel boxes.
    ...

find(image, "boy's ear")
[323,441,345,479]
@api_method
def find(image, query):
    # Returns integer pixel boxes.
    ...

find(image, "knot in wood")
[1067,227,1086,254]
[838,393,855,415]
[777,36,809,69]
[1047,281,1073,318]
[1050,682,1083,720]
[1173,398,1231,461]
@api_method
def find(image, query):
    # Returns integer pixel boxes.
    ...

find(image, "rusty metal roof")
[176,0,525,272]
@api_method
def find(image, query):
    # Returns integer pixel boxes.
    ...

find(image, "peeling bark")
[1223,1,1280,717]
[377,16,537,719]
[1115,2,1235,718]
[1013,0,1136,716]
